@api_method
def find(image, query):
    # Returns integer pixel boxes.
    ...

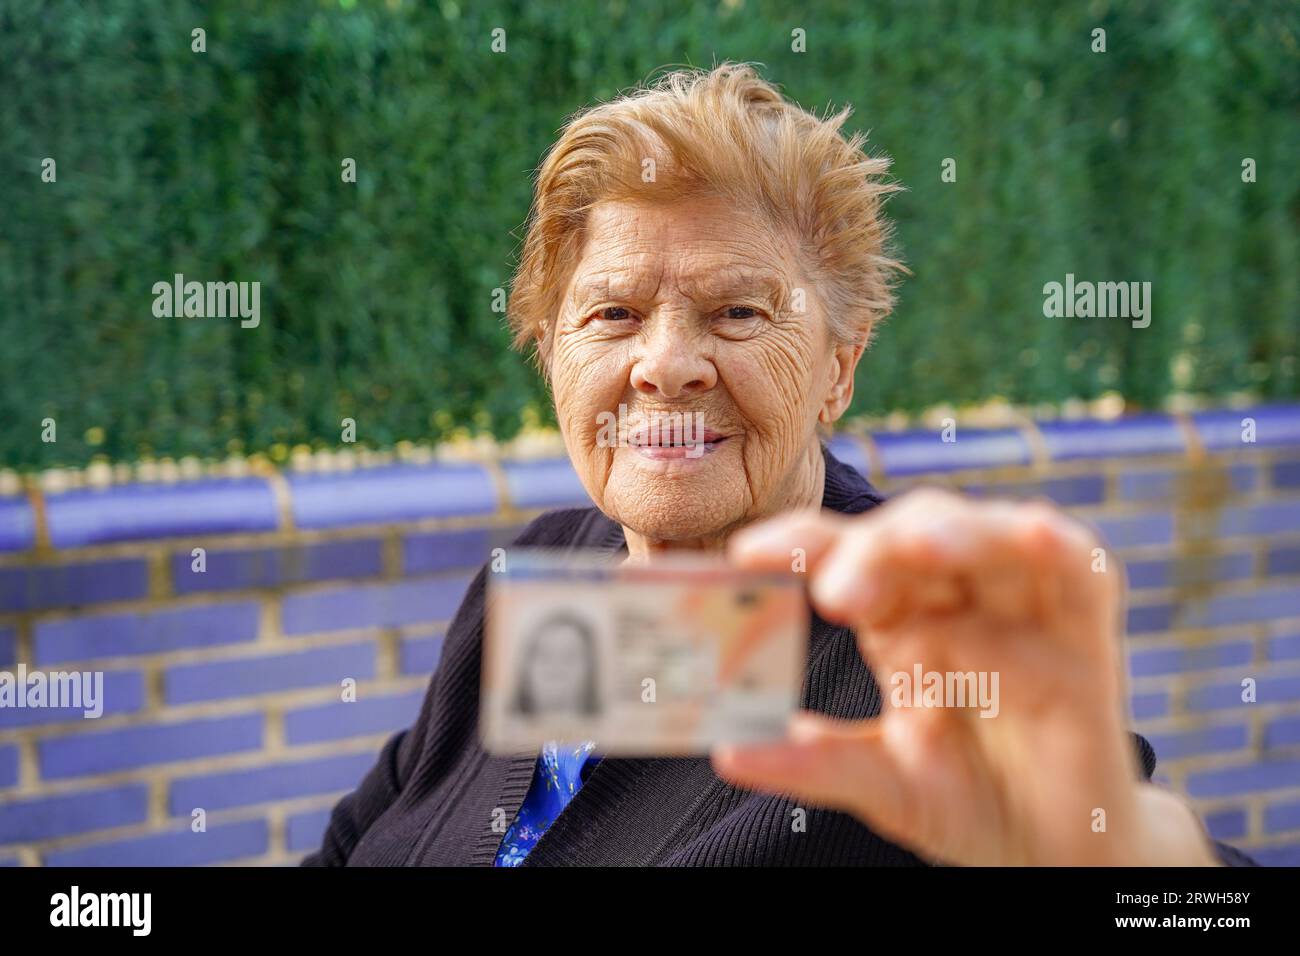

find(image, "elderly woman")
[305,64,1250,867]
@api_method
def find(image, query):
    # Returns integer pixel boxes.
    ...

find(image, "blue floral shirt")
[495,740,598,867]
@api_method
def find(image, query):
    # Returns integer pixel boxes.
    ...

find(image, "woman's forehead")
[569,200,801,300]
[581,197,782,246]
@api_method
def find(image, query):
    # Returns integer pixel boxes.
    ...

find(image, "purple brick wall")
[35,600,260,664]
[168,752,379,815]
[44,820,269,867]
[0,784,149,844]
[286,807,332,854]
[172,538,384,594]
[0,404,1298,864]
[283,690,424,746]
[0,669,145,730]
[163,643,378,705]
[38,714,264,779]
[0,558,149,612]
[279,576,472,635]
[0,744,17,789]
[45,479,279,548]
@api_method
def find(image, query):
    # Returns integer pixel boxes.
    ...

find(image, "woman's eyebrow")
[570,269,791,306]
[569,274,656,304]
[678,269,791,305]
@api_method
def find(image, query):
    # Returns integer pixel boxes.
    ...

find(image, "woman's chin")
[605,449,747,543]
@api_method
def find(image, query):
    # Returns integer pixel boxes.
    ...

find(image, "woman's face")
[549,196,855,544]
[525,621,592,715]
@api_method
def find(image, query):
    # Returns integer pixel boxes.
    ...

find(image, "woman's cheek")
[730,335,821,452]
[552,345,626,456]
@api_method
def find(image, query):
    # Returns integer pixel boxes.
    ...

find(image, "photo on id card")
[481,549,810,756]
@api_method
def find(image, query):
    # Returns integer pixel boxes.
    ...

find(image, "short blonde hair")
[507,62,906,365]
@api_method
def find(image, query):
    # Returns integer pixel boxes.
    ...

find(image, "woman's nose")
[629,320,718,398]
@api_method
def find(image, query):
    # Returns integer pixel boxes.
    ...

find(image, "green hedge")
[2,0,1296,469]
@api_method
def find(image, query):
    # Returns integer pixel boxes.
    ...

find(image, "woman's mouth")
[627,426,729,460]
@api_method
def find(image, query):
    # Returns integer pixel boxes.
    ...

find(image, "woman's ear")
[819,342,865,424]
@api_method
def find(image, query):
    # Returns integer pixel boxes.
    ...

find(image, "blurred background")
[2,0,1296,469]
[0,0,1297,866]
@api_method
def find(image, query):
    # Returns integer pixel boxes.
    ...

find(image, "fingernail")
[712,744,737,764]
[811,557,862,612]
[789,713,824,743]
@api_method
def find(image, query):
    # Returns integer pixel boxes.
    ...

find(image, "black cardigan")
[303,446,1256,866]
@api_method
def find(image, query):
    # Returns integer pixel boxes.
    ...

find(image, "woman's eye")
[721,306,759,320]
[595,306,634,322]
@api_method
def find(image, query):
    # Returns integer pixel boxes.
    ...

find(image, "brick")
[1144,724,1248,760]
[1125,553,1253,591]
[172,538,383,594]
[1268,633,1300,662]
[1117,470,1176,501]
[1274,459,1300,489]
[1126,603,1175,635]
[1264,714,1300,750]
[1128,640,1252,677]
[501,458,592,509]
[0,558,149,613]
[281,576,471,635]
[872,428,1031,476]
[1129,691,1169,720]
[1249,842,1300,866]
[1266,545,1300,577]
[1117,464,1257,502]
[164,642,377,705]
[1180,583,1300,629]
[964,474,1105,507]
[1092,512,1174,549]
[286,807,332,853]
[1186,675,1300,713]
[1203,808,1247,841]
[288,462,498,530]
[1264,798,1300,834]
[1216,499,1300,537]
[0,743,16,789]
[0,669,145,729]
[284,690,422,745]
[399,633,443,676]
[1228,463,1259,493]
[1039,414,1185,461]
[0,497,37,553]
[1185,758,1300,798]
[45,479,279,548]
[1193,405,1300,451]
[0,626,14,667]
[168,752,375,814]
[44,819,268,867]
[1042,475,1108,506]
[38,713,264,779]
[35,600,259,665]
[402,527,493,575]
[825,435,870,478]
[0,783,149,844]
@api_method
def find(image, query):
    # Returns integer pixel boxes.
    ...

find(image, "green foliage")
[1,0,1296,469]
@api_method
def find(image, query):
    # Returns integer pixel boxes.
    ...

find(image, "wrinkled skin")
[549,198,858,554]
[543,197,1219,866]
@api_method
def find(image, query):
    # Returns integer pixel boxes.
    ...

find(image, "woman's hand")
[713,489,1219,866]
